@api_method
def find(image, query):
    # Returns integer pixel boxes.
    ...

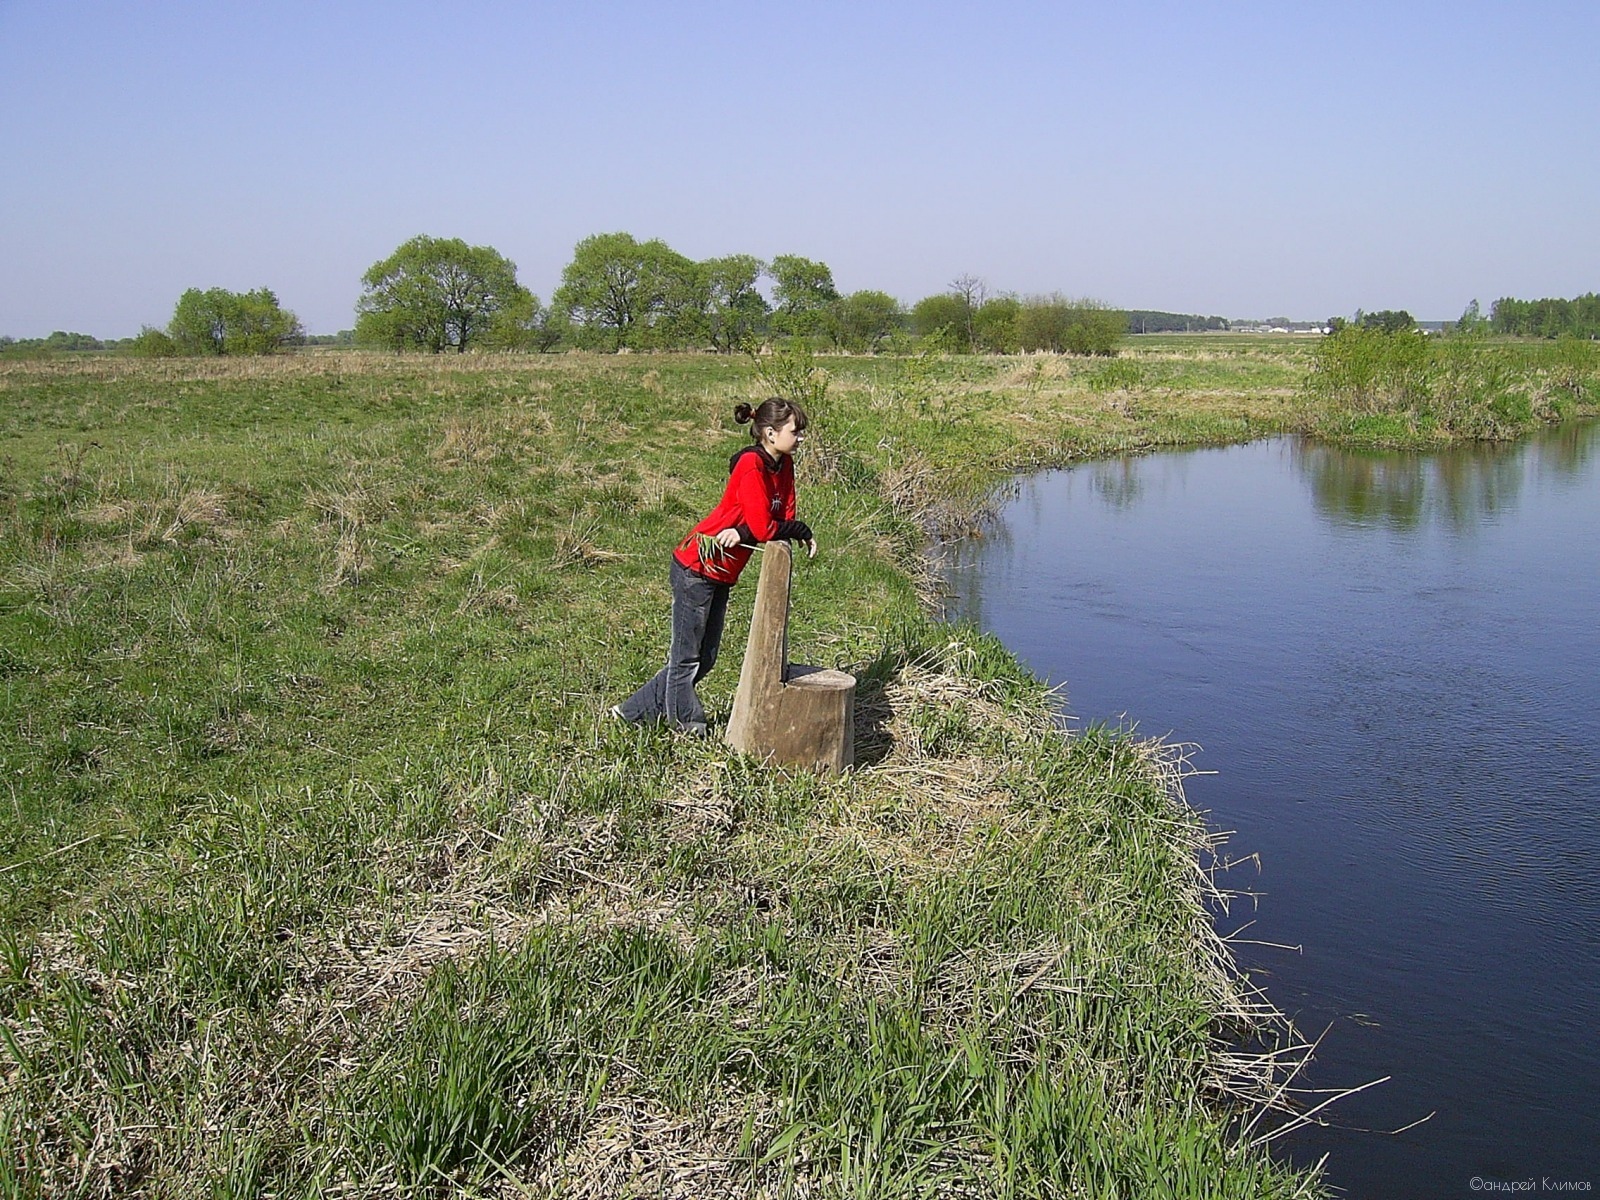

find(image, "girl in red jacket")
[614,398,816,736]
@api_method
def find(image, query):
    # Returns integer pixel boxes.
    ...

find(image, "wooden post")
[725,540,855,772]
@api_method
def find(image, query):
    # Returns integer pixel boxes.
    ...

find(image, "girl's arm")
[732,457,780,542]
[730,456,814,554]
[778,460,815,556]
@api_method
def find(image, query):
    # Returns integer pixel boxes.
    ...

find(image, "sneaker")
[678,721,710,739]
[608,705,628,722]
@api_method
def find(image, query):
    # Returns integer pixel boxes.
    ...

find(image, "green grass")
[1300,329,1600,443]
[7,338,1580,1196]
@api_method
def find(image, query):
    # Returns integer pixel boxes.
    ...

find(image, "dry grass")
[82,478,231,551]
[433,407,552,466]
[509,1093,779,1200]
[551,510,626,570]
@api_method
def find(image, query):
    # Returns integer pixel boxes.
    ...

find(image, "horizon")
[4,1,1597,341]
[0,303,1433,345]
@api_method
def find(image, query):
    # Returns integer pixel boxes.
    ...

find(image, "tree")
[1063,300,1125,356]
[911,280,1007,353]
[1124,310,1230,334]
[950,274,986,351]
[973,296,1021,353]
[827,290,902,352]
[479,289,558,352]
[1016,295,1124,355]
[129,326,178,357]
[356,236,530,353]
[910,293,970,349]
[768,254,839,339]
[644,249,708,350]
[701,254,769,353]
[229,288,305,354]
[168,289,231,355]
[1358,309,1416,335]
[1491,292,1600,339]
[1016,296,1066,353]
[0,331,107,356]
[1450,299,1487,337]
[553,232,698,350]
[168,287,302,355]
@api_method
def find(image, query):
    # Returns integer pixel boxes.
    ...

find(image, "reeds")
[1302,330,1600,443]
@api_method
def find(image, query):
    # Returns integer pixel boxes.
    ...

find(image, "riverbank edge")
[0,350,1476,1195]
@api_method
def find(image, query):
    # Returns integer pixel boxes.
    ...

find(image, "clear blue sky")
[3,0,1596,337]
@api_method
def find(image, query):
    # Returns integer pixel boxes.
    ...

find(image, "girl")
[614,398,816,736]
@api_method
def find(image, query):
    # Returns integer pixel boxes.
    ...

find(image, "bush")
[910,294,970,351]
[1306,326,1431,413]
[1303,327,1596,441]
[1016,295,1123,356]
[168,287,303,356]
[128,327,179,358]
[973,296,1021,353]
[1064,303,1126,356]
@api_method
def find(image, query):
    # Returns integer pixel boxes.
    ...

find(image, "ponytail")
[734,397,808,441]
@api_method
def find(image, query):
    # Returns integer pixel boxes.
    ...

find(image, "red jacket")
[674,446,800,585]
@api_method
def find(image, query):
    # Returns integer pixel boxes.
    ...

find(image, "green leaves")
[553,231,704,351]
[356,235,535,353]
[768,254,840,341]
[167,286,302,355]
[1015,294,1125,356]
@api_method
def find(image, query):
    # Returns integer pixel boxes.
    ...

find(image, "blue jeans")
[618,558,730,730]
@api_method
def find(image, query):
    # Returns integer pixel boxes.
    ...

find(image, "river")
[942,422,1600,1197]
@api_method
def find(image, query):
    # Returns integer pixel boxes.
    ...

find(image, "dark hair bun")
[733,403,754,424]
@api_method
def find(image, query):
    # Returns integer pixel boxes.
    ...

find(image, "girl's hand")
[714,527,742,549]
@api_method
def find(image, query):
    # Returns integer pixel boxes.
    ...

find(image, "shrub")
[1306,326,1431,414]
[1086,358,1144,393]
[167,287,302,356]
[973,296,1021,354]
[1303,327,1594,440]
[128,326,178,358]
[1016,295,1124,356]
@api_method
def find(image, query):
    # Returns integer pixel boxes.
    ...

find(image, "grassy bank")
[5,340,1577,1196]
[1298,329,1600,444]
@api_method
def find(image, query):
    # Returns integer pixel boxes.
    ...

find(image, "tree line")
[1124,310,1230,334]
[1328,309,1417,335]
[89,232,1127,359]
[1489,293,1600,339]
[350,233,1127,356]
[13,246,1598,358]
[6,233,1285,360]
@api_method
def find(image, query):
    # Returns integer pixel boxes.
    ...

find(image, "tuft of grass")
[552,509,626,571]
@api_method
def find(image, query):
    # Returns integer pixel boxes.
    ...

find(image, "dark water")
[944,423,1600,1198]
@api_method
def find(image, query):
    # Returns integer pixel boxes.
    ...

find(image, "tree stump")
[724,540,855,772]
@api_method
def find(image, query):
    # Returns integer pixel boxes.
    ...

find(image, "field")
[1,340,1591,1196]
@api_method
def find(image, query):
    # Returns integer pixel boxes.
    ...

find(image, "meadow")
[1,339,1592,1197]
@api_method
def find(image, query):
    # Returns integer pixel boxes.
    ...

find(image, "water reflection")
[1531,416,1600,475]
[1296,442,1527,533]
[1295,421,1598,534]
[1089,458,1144,509]
[941,418,1600,1198]
[1298,447,1430,530]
